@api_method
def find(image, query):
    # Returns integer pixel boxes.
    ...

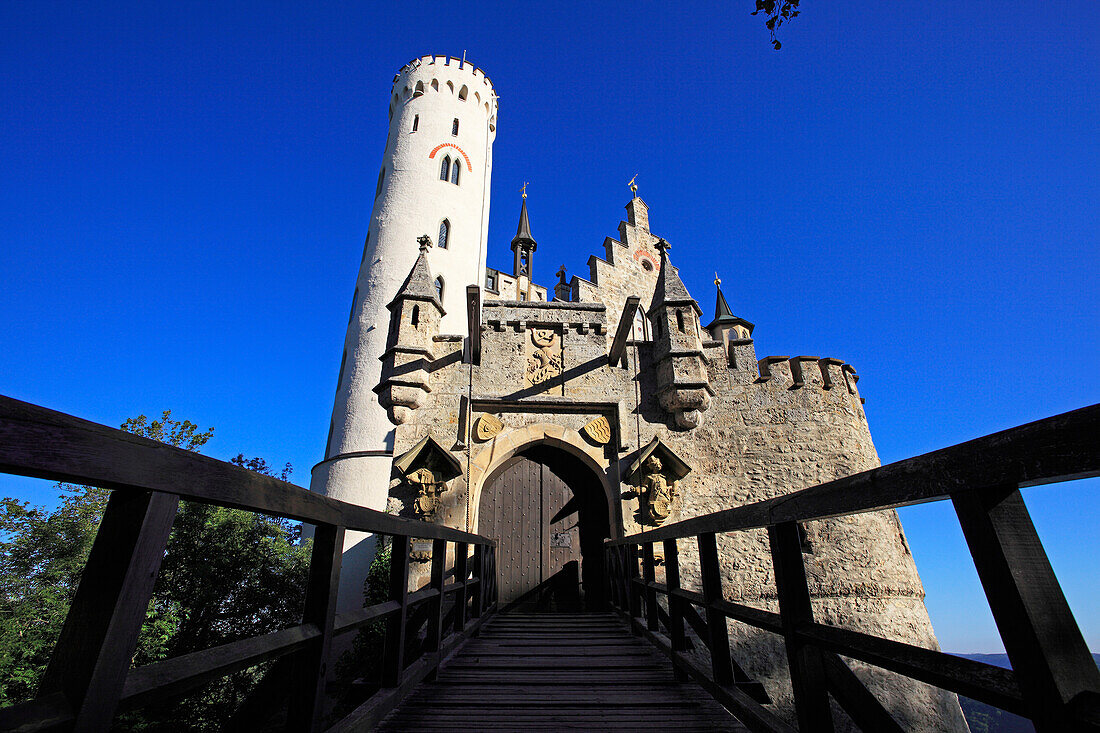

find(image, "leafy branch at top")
[751,0,801,50]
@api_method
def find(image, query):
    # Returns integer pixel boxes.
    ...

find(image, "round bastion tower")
[311,56,497,609]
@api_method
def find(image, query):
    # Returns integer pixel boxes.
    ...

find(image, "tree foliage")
[751,0,800,49]
[0,411,311,731]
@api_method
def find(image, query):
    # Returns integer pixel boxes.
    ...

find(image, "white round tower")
[311,55,497,608]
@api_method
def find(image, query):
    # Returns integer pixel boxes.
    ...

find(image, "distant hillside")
[953,653,1100,733]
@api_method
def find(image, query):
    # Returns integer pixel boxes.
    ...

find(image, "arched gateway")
[478,445,609,611]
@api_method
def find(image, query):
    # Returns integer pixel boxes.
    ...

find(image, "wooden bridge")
[0,395,1097,732]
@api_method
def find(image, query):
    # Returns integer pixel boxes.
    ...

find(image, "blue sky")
[1,2,1097,653]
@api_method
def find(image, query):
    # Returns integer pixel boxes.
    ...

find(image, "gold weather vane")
[715,272,721,287]
[628,174,638,197]
[521,181,528,199]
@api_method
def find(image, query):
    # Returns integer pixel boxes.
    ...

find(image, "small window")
[440,156,450,181]
[486,273,496,291]
[458,85,468,101]
[411,305,420,327]
[375,168,385,199]
[411,114,418,132]
[413,81,424,97]
[676,310,685,333]
[446,81,454,94]
[431,79,439,91]
[434,277,444,300]
[349,288,358,323]
[451,162,460,185]
[519,291,527,301]
[438,219,450,249]
[641,258,653,272]
[452,118,459,136]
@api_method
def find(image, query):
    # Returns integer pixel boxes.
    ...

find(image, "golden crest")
[582,416,612,445]
[474,413,504,441]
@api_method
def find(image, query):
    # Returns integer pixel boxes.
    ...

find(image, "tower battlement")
[390,55,498,127]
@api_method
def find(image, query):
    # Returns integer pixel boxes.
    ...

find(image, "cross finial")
[417,234,433,253]
[628,174,638,197]
[520,181,528,199]
[556,264,567,283]
[655,238,670,258]
[714,272,721,288]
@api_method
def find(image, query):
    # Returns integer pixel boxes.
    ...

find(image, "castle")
[310,55,969,730]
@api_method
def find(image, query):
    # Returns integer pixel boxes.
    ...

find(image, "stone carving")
[525,327,562,387]
[406,466,448,521]
[622,438,692,528]
[474,413,504,441]
[639,456,676,525]
[581,415,611,445]
[410,539,433,563]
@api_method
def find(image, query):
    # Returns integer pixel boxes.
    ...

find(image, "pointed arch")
[439,156,450,181]
[438,219,450,249]
[458,84,468,100]
[413,80,424,97]
[431,78,439,91]
[446,80,454,94]
[451,162,460,185]
[434,276,445,301]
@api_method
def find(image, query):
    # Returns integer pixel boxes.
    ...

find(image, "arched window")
[434,276,444,301]
[375,168,385,199]
[438,219,450,249]
[413,81,424,97]
[411,114,418,132]
[452,118,459,136]
[411,305,420,328]
[446,80,454,94]
[431,79,439,91]
[451,162,460,185]
[440,156,450,181]
[349,288,358,323]
[676,310,685,333]
[458,85,468,101]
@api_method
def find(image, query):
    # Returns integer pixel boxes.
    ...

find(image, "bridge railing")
[0,395,497,732]
[605,404,1100,733]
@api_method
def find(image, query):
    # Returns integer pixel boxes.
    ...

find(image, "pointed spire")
[511,195,536,250]
[650,240,700,315]
[705,272,754,336]
[388,234,443,312]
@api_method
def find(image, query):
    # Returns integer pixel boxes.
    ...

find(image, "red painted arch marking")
[428,143,473,172]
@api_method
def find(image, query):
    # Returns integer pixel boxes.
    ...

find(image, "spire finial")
[417,234,433,253]
[715,272,721,288]
[520,181,528,199]
[628,174,638,197]
[557,265,567,284]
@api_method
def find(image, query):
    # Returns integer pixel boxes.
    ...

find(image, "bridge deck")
[377,612,746,731]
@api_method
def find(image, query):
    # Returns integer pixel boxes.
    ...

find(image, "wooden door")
[478,454,583,608]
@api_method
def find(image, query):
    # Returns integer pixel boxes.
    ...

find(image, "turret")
[706,275,755,346]
[376,236,445,424]
[509,193,537,300]
[648,240,713,429]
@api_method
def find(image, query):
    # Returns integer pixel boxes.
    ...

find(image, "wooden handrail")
[0,395,498,732]
[606,405,1100,732]
[608,402,1099,546]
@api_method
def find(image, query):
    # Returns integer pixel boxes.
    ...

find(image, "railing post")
[454,541,469,634]
[381,535,411,687]
[698,532,736,687]
[769,521,833,732]
[953,484,1100,732]
[286,522,345,732]
[471,543,484,619]
[39,490,179,732]
[663,538,687,682]
[642,542,659,632]
[426,539,447,652]
[626,543,642,630]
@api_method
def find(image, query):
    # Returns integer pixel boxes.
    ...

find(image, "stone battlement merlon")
[390,55,497,119]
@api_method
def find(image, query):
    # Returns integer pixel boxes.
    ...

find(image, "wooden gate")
[478,452,586,609]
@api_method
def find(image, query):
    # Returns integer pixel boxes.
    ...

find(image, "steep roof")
[650,245,701,315]
[388,240,444,313]
[705,280,754,334]
[510,196,537,251]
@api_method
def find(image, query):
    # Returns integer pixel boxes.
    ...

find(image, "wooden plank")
[608,403,1100,545]
[608,295,641,367]
[698,533,735,687]
[381,536,411,687]
[634,578,785,635]
[0,395,492,545]
[769,521,832,732]
[333,600,402,635]
[425,538,448,680]
[0,692,72,733]
[953,484,1100,731]
[642,542,659,632]
[38,489,179,732]
[797,618,1027,714]
[119,623,320,708]
[821,651,904,733]
[466,284,481,365]
[286,523,344,731]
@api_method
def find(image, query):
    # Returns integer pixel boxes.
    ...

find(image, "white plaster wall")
[309,55,497,610]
